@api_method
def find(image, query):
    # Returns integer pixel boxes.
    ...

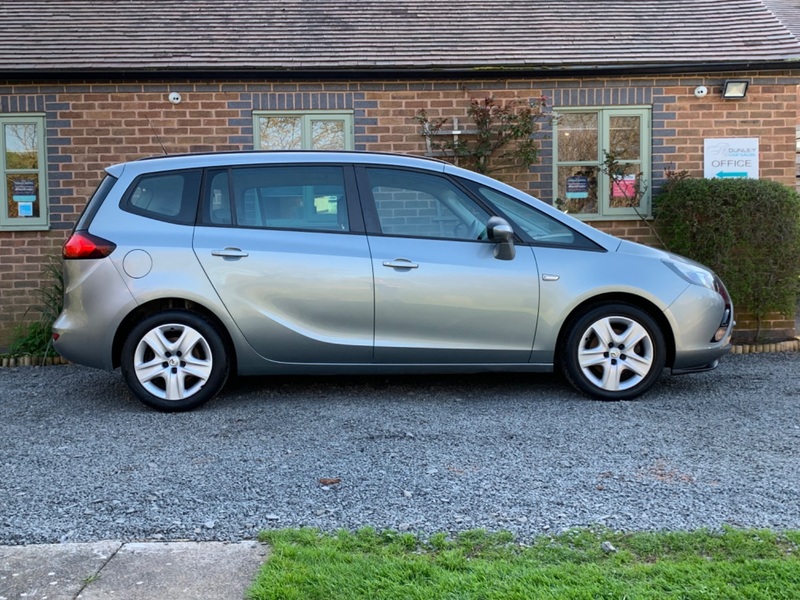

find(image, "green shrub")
[6,256,63,359]
[654,177,800,339]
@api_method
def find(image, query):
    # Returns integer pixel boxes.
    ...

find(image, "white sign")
[704,138,759,179]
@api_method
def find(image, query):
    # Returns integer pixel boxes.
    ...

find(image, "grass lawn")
[248,526,800,599]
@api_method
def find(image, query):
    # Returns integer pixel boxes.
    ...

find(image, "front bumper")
[666,283,734,373]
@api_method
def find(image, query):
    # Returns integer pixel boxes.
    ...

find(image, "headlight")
[663,259,733,343]
[662,259,716,290]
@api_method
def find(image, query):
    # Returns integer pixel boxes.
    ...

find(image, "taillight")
[63,231,116,260]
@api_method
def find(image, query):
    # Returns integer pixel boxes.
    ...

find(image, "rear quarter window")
[74,174,118,231]
[121,170,202,225]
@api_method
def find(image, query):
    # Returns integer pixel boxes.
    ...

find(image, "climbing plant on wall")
[415,96,549,175]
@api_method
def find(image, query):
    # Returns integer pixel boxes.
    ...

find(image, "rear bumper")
[53,259,137,370]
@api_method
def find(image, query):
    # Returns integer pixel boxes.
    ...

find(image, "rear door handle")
[382,258,419,269]
[211,247,249,258]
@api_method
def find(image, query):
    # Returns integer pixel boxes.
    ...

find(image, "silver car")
[53,151,733,411]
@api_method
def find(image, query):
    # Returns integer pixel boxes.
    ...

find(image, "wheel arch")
[554,293,676,370]
[111,298,237,372]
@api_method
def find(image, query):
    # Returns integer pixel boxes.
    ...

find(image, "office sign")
[704,138,759,179]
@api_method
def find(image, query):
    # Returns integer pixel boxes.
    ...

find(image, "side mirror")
[486,216,516,260]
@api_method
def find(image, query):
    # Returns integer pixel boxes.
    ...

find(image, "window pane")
[609,172,642,209]
[366,168,490,240]
[476,186,575,245]
[130,174,184,216]
[556,165,598,215]
[206,170,231,225]
[259,116,301,150]
[609,116,641,160]
[124,171,201,225]
[4,123,38,169]
[311,120,345,150]
[7,174,40,218]
[230,166,348,231]
[557,113,598,162]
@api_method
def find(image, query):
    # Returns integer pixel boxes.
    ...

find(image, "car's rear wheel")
[121,310,229,412]
[561,303,666,401]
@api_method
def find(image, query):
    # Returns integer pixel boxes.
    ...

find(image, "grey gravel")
[1,352,799,545]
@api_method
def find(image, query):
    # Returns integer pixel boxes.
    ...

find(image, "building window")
[553,107,651,219]
[254,111,354,151]
[1,114,48,230]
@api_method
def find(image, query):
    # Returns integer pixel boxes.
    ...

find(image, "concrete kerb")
[729,338,800,354]
[0,540,269,600]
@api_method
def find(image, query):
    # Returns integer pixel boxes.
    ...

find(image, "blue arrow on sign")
[716,171,748,178]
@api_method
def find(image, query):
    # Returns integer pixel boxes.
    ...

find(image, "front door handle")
[382,258,419,269]
[211,247,249,258]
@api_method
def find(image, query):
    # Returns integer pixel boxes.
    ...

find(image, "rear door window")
[201,165,351,232]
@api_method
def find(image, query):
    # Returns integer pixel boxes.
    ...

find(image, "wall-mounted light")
[721,80,749,99]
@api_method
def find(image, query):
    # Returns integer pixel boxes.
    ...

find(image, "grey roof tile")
[0,0,799,74]
[762,0,800,39]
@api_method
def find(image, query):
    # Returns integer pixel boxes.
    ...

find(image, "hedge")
[654,177,800,340]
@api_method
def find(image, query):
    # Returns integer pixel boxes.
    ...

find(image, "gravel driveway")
[1,353,798,545]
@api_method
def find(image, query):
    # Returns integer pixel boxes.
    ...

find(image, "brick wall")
[733,311,795,343]
[0,71,798,346]
[659,80,797,183]
[796,84,800,192]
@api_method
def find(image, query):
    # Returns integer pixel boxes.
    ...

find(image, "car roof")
[106,150,450,178]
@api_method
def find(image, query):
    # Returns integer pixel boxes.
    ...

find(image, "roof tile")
[1,0,799,73]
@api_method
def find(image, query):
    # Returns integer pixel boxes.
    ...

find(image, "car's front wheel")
[120,310,229,411]
[561,303,666,400]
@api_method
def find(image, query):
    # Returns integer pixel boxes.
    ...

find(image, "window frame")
[253,110,355,151]
[552,106,651,220]
[0,113,49,231]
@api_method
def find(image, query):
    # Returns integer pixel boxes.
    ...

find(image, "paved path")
[0,541,268,599]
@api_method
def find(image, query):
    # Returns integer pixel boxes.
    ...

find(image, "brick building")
[1,0,799,346]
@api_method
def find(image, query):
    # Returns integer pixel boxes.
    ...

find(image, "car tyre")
[121,310,229,412]
[561,303,666,401]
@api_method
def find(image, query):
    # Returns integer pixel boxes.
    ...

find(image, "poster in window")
[566,176,589,199]
[611,175,636,199]
[12,179,37,203]
[11,179,37,218]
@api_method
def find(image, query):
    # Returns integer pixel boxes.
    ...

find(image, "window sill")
[0,224,51,232]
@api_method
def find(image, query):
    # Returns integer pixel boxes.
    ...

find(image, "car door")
[193,164,374,363]
[358,166,540,363]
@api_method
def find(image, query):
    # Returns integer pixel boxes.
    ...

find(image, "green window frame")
[553,106,651,220]
[1,114,49,230]
[253,111,354,151]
